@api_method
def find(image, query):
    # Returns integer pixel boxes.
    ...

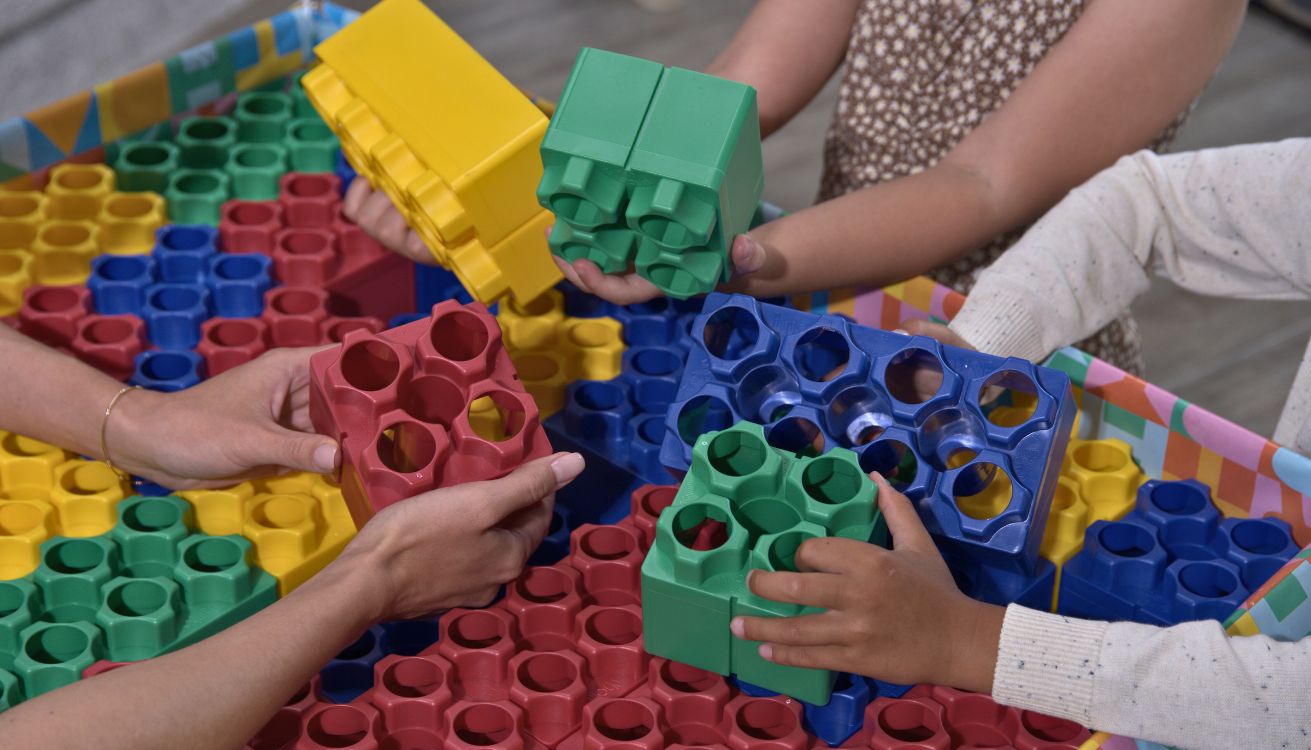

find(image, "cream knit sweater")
[949,140,1311,749]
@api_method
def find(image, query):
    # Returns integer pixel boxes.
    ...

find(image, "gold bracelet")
[100,385,141,478]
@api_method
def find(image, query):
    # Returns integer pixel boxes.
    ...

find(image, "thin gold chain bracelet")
[100,385,141,478]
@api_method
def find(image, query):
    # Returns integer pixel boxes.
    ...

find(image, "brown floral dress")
[819,0,1190,375]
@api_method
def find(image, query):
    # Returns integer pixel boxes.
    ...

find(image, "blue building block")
[661,293,1077,576]
[131,350,205,392]
[333,149,356,196]
[378,615,441,657]
[318,624,386,703]
[89,255,155,315]
[1058,479,1299,625]
[206,253,272,317]
[153,225,219,284]
[805,672,871,746]
[414,263,474,313]
[141,283,211,349]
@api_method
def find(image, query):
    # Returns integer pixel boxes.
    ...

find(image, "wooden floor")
[2,1,1309,438]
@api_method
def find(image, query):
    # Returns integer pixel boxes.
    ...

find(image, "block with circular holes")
[308,299,553,525]
[1057,479,1299,626]
[539,48,763,299]
[642,420,886,704]
[662,292,1078,581]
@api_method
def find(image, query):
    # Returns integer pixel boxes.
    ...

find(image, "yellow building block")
[179,482,257,536]
[31,220,100,285]
[0,431,71,491]
[46,164,115,221]
[96,192,166,255]
[0,191,47,229]
[0,499,57,580]
[497,288,625,417]
[48,459,129,537]
[0,251,32,318]
[303,0,561,305]
[241,473,355,595]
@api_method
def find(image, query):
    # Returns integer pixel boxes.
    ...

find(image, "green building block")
[33,537,117,624]
[12,620,102,699]
[96,577,182,661]
[227,143,289,200]
[235,92,294,144]
[0,668,20,710]
[165,535,277,652]
[290,70,316,119]
[165,169,231,225]
[538,48,763,299]
[114,141,182,193]
[112,496,194,578]
[0,580,41,671]
[176,116,238,170]
[283,117,339,173]
[640,421,886,705]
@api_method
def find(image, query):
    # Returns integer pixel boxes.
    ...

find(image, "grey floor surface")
[2,0,1308,438]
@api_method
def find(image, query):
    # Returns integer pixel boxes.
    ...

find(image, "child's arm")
[733,473,1311,750]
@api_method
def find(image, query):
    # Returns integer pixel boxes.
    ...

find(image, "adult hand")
[730,473,1005,693]
[342,177,436,266]
[332,452,584,621]
[109,347,338,489]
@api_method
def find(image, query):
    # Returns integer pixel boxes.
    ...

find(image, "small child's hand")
[730,473,1005,693]
[342,177,438,266]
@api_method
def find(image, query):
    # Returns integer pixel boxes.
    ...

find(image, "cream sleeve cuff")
[990,604,1109,726]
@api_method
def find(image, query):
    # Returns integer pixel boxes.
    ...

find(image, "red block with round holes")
[629,484,678,551]
[18,284,91,348]
[295,701,384,750]
[575,604,648,699]
[366,653,454,733]
[320,316,385,345]
[722,695,810,750]
[247,683,319,750]
[504,563,585,650]
[443,700,539,750]
[273,227,341,286]
[280,172,341,228]
[856,695,951,750]
[557,696,666,750]
[431,607,519,703]
[197,317,269,376]
[220,200,285,254]
[263,287,330,348]
[71,314,146,380]
[568,524,644,605]
[509,649,590,746]
[645,658,733,740]
[309,299,552,525]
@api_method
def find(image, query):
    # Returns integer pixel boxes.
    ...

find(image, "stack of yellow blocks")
[302,0,561,307]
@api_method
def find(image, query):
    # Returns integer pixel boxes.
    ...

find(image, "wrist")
[104,387,168,476]
[300,547,391,630]
[944,598,1005,694]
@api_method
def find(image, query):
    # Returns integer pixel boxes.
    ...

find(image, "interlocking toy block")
[414,262,473,312]
[335,149,358,195]
[235,91,294,144]
[114,141,182,194]
[303,0,560,305]
[497,288,625,417]
[321,315,385,344]
[141,282,211,349]
[1058,479,1299,625]
[0,500,57,580]
[49,459,131,537]
[0,431,70,494]
[308,300,552,525]
[207,253,273,317]
[71,314,147,381]
[220,200,285,253]
[279,173,339,228]
[165,169,231,225]
[642,420,886,704]
[272,227,339,285]
[154,225,220,283]
[46,164,115,221]
[227,143,290,201]
[89,254,154,315]
[662,293,1076,578]
[0,191,46,228]
[18,284,91,349]
[177,116,238,170]
[96,192,166,255]
[30,220,99,285]
[131,350,205,392]
[539,48,763,299]
[320,624,387,703]
[0,252,33,317]
[283,118,340,173]
[263,287,329,347]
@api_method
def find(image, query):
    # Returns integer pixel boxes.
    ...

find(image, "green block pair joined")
[538,48,764,299]
[0,496,277,703]
[640,421,887,704]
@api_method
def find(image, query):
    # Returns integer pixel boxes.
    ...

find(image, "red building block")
[309,300,552,524]
[220,200,284,254]
[366,653,454,733]
[320,316,385,344]
[264,287,330,347]
[295,702,383,750]
[646,658,732,743]
[628,484,678,551]
[558,696,666,750]
[504,563,584,652]
[247,683,319,750]
[509,650,589,747]
[433,607,519,703]
[862,695,951,750]
[722,695,810,750]
[198,317,270,376]
[280,173,341,228]
[18,284,90,348]
[71,314,146,380]
[575,604,647,698]
[273,227,340,285]
[443,700,535,750]
[568,523,644,606]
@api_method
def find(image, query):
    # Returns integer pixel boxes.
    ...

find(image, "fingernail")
[313,443,338,473]
[758,644,773,661]
[745,569,755,589]
[730,617,745,638]
[550,452,585,487]
[735,235,765,273]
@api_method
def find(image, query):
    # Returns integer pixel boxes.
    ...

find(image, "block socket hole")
[735,698,798,740]
[466,391,527,442]
[765,416,825,458]
[1178,561,1238,599]
[517,652,577,693]
[340,340,401,392]
[802,456,863,504]
[453,703,513,746]
[877,702,941,742]
[702,305,759,361]
[307,706,370,748]
[659,660,719,693]
[1098,522,1157,558]
[403,375,464,428]
[859,440,918,490]
[514,566,572,604]
[980,370,1039,425]
[96,255,149,281]
[793,326,849,382]
[631,348,680,377]
[580,526,635,561]
[672,504,731,551]
[82,317,134,344]
[121,498,181,532]
[448,611,505,650]
[766,531,814,573]
[376,421,437,474]
[584,607,641,646]
[429,310,489,362]
[676,394,733,446]
[1072,442,1129,473]
[182,537,243,573]
[1231,519,1289,555]
[45,538,105,574]
[106,579,169,617]
[885,348,944,404]
[1150,482,1208,516]
[383,657,444,698]
[205,319,260,347]
[24,624,89,665]
[953,462,1012,521]
[594,699,655,741]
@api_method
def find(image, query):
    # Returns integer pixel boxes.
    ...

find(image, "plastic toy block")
[569,523,645,608]
[335,149,357,195]
[526,504,574,567]
[0,191,48,227]
[18,284,91,348]
[141,282,211,349]
[236,91,294,143]
[71,314,147,381]
[153,225,220,283]
[434,607,519,702]
[367,653,454,733]
[89,254,155,315]
[642,421,886,704]
[505,563,585,648]
[263,287,330,347]
[804,673,870,746]
[378,616,442,656]
[165,169,231,225]
[308,300,553,525]
[0,251,33,317]
[320,624,387,702]
[11,620,103,698]
[628,484,678,551]
[539,48,763,299]
[279,173,341,228]
[220,200,285,254]
[575,604,648,697]
[207,253,273,317]
[0,431,70,492]
[321,316,385,344]
[227,143,290,203]
[663,293,1076,577]
[325,207,417,322]
[304,0,560,306]
[113,141,182,194]
[0,501,57,580]
[273,227,340,285]
[414,263,475,313]
[240,477,357,595]
[197,317,269,376]
[1058,479,1299,625]
[177,116,238,170]
[284,118,341,173]
[46,164,115,221]
[30,220,99,285]
[96,192,166,255]
[131,349,205,391]
[49,459,129,537]
[297,702,385,750]
[0,667,20,709]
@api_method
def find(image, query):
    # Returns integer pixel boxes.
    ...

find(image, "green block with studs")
[235,91,294,144]
[165,169,231,225]
[0,667,19,710]
[227,143,289,200]
[0,579,41,671]
[176,116,238,170]
[640,421,886,704]
[538,48,763,299]
[283,117,340,173]
[114,141,182,193]
[11,620,102,698]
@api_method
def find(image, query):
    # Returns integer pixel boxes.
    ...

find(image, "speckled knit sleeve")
[949,139,1311,450]
[992,605,1311,749]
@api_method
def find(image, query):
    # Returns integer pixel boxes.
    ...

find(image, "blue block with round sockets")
[660,292,1078,575]
[1058,479,1299,625]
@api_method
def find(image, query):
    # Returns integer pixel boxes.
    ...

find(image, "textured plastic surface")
[31,220,99,286]
[663,293,1077,577]
[165,169,231,225]
[227,144,290,201]
[197,317,269,376]
[114,142,182,194]
[309,300,553,525]
[154,225,219,283]
[141,282,211,350]
[131,350,205,392]
[1059,479,1299,625]
[539,48,763,299]
[97,192,167,255]
[89,255,154,315]
[18,285,91,349]
[642,421,886,704]
[303,0,559,305]
[71,314,147,381]
[47,164,114,221]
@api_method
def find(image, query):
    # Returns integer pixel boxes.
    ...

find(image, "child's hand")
[554,232,771,306]
[899,319,975,351]
[730,473,1005,693]
[342,178,438,266]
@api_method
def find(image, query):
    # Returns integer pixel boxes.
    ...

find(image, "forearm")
[0,558,380,750]
[706,0,857,137]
